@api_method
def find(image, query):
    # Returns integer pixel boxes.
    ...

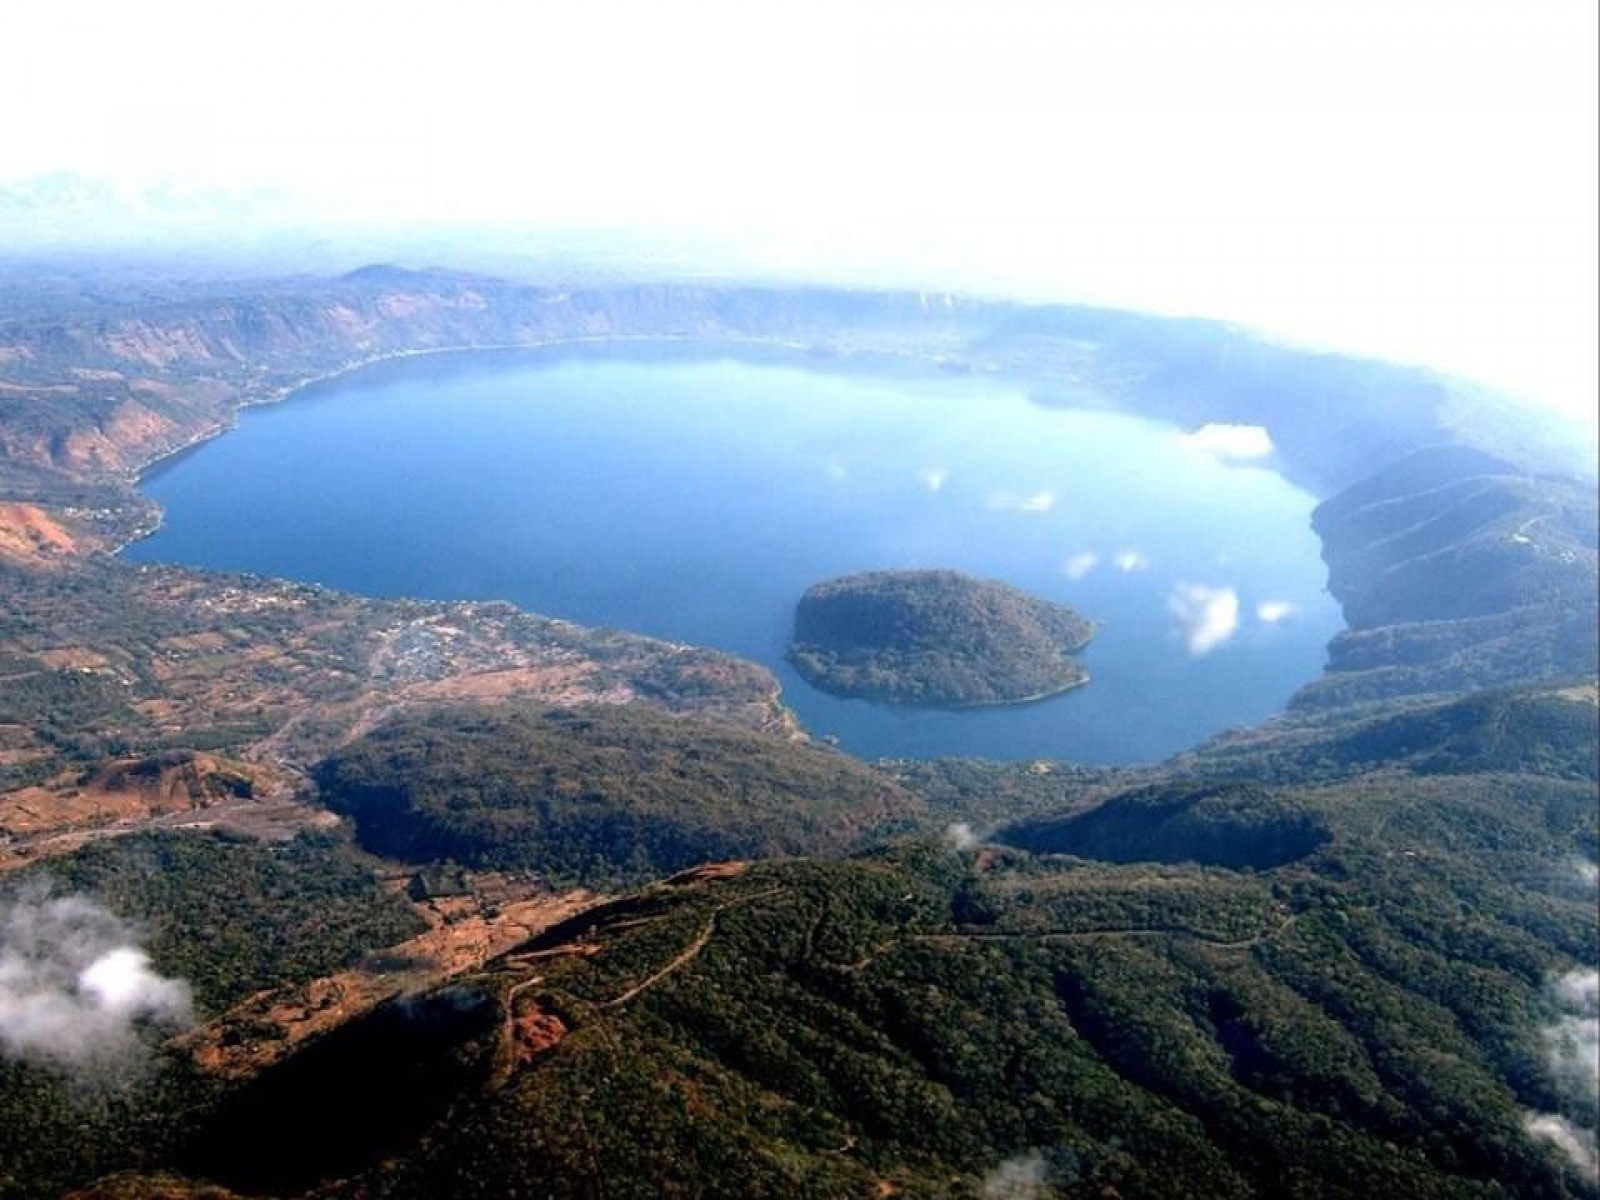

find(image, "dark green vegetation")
[0,686,1590,1198]
[0,831,424,1198]
[191,744,1599,1199]
[24,831,424,1014]
[1193,685,1600,788]
[789,570,1093,707]
[315,705,923,886]
[0,268,1595,1198]
[998,782,1334,871]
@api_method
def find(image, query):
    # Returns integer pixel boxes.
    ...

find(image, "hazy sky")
[4,0,1596,422]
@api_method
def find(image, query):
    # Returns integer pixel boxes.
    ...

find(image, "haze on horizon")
[4,0,1595,432]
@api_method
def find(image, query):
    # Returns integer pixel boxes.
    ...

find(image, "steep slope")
[178,797,1596,1198]
[1298,447,1599,710]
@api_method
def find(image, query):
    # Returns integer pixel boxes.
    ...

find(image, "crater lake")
[125,343,1343,763]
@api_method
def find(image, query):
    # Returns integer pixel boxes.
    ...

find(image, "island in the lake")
[787,569,1095,708]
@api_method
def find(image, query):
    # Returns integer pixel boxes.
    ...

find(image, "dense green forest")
[0,679,1591,1199]
[218,817,1597,1199]
[788,570,1093,707]
[0,831,424,1198]
[314,704,924,886]
[0,269,1594,1198]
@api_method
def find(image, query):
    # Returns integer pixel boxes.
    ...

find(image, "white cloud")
[987,490,1055,514]
[1113,550,1149,573]
[1062,552,1098,580]
[1526,1114,1599,1181]
[918,466,950,492]
[0,885,193,1073]
[1544,1014,1600,1105]
[1167,583,1241,656]
[1256,600,1297,624]
[944,822,978,852]
[1182,423,1275,460]
[1544,969,1599,1104]
[1525,966,1600,1179]
[982,1152,1050,1199]
[1555,968,1599,1014]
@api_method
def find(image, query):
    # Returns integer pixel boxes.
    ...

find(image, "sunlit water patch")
[126,344,1342,763]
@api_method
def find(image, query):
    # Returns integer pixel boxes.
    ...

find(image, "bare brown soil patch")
[663,861,749,885]
[0,502,78,561]
[36,646,115,670]
[406,664,634,707]
[0,753,300,870]
[509,1004,570,1066]
[63,1172,245,1199]
[179,882,606,1080]
[57,400,182,473]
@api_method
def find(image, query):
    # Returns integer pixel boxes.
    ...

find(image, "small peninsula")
[788,569,1094,708]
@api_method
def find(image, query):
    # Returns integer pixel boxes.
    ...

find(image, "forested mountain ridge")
[1298,446,1599,710]
[0,268,1594,1197]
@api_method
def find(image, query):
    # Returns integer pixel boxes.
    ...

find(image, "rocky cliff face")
[0,273,979,491]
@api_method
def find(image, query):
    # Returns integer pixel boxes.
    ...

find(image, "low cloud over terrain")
[1543,969,1599,1104]
[982,1151,1050,1199]
[1525,965,1600,1179]
[943,822,978,852]
[0,885,192,1073]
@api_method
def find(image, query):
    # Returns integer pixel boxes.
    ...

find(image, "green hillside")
[788,570,1093,707]
[193,796,1596,1198]
[315,704,925,886]
[0,270,1593,1199]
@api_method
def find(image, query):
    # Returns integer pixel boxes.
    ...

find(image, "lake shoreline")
[125,351,1341,763]
[112,333,970,557]
[795,670,1093,714]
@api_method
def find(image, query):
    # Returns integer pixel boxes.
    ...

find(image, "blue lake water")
[125,344,1343,764]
